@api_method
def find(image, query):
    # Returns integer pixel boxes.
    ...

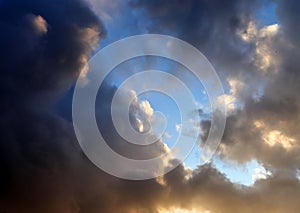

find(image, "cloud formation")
[2,0,300,212]
[199,0,300,175]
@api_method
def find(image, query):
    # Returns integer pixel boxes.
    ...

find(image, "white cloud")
[163,132,172,139]
[238,22,280,73]
[239,21,257,42]
[255,24,280,73]
[27,14,48,35]
[175,124,181,132]
[139,100,154,117]
[259,24,279,38]
[79,27,100,50]
[263,130,295,150]
[253,120,296,150]
[217,94,236,111]
[228,78,244,97]
[252,166,271,182]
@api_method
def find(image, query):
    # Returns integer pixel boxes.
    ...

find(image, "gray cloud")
[2,0,300,212]
[199,0,300,175]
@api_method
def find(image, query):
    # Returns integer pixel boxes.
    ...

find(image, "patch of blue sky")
[297,170,300,180]
[255,0,279,27]
[183,145,202,170]
[213,158,268,186]
[99,2,149,48]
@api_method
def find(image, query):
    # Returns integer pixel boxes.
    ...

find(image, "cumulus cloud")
[126,0,300,211]
[96,86,170,161]
[2,0,300,212]
[199,0,300,172]
[238,21,281,73]
[217,94,236,111]
[252,166,272,182]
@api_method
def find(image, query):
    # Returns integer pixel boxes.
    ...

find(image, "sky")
[1,0,300,212]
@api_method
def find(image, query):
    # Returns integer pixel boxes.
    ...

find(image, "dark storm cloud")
[130,0,260,78]
[0,0,169,210]
[0,0,105,105]
[0,0,105,211]
[2,0,300,212]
